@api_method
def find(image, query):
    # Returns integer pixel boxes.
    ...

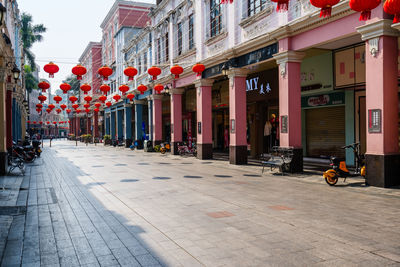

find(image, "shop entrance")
[212,108,229,151]
[306,106,346,158]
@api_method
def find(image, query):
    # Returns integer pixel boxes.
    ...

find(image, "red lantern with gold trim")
[310,0,340,17]
[32,121,37,124]
[349,0,381,21]
[99,95,107,103]
[85,108,90,114]
[38,81,50,93]
[43,62,59,78]
[100,84,110,94]
[39,121,43,125]
[147,66,161,80]
[75,109,82,114]
[271,0,289,11]
[126,93,135,102]
[170,65,183,79]
[384,0,400,23]
[46,121,50,125]
[113,94,121,102]
[46,108,52,114]
[192,64,205,77]
[94,108,100,113]
[38,95,47,103]
[36,108,41,113]
[69,95,78,104]
[119,84,129,96]
[124,66,138,81]
[106,101,112,108]
[36,103,43,109]
[56,108,62,114]
[80,84,91,95]
[60,83,71,94]
[98,66,113,81]
[153,84,164,94]
[72,64,87,80]
[53,95,62,104]
[84,103,90,109]
[72,104,79,109]
[137,84,147,95]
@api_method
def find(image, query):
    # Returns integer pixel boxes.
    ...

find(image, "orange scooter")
[323,143,366,186]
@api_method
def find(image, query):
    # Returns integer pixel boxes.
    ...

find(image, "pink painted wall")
[278,62,302,148]
[153,98,163,141]
[171,94,182,142]
[196,86,212,144]
[119,8,150,28]
[366,36,399,155]
[229,76,247,146]
[175,74,197,88]
[91,46,102,94]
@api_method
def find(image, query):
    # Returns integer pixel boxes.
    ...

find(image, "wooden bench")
[261,146,294,174]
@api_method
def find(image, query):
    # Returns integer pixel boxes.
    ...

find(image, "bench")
[261,146,294,174]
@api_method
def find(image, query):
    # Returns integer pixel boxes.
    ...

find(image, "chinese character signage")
[368,109,381,133]
[281,116,288,134]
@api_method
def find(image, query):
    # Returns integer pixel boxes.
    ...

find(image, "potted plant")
[103,135,111,145]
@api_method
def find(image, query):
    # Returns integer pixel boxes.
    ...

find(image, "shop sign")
[281,116,288,133]
[246,77,271,94]
[368,109,381,133]
[301,92,345,108]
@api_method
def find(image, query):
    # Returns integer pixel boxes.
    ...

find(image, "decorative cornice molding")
[227,68,250,78]
[170,88,184,95]
[133,99,146,105]
[357,19,399,41]
[273,51,305,65]
[194,78,214,88]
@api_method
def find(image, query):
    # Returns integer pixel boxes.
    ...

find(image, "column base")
[0,152,7,175]
[229,146,247,165]
[125,139,132,148]
[365,154,400,188]
[197,144,213,160]
[289,148,303,173]
[171,142,180,155]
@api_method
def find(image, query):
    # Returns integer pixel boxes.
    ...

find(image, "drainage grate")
[0,206,27,216]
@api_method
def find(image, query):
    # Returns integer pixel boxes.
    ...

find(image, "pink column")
[228,69,249,165]
[194,79,214,159]
[170,89,183,154]
[274,50,305,172]
[152,95,163,145]
[94,112,99,138]
[358,20,400,187]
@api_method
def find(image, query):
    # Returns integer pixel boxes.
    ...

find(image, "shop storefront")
[183,87,197,147]
[211,79,229,151]
[162,97,170,142]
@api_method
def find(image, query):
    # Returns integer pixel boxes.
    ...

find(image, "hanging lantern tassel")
[271,0,289,12]
[320,6,332,17]
[384,0,400,23]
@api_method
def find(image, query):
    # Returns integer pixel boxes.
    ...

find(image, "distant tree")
[24,65,38,93]
[20,13,46,70]
[63,75,80,95]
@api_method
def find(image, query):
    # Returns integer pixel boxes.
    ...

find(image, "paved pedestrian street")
[1,140,400,266]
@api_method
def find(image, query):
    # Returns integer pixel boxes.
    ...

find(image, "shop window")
[157,38,161,65]
[210,0,222,37]
[334,45,365,89]
[177,23,183,55]
[165,32,169,62]
[248,0,267,17]
[189,15,194,50]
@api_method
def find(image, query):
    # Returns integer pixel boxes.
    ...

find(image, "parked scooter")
[160,143,170,154]
[323,142,366,186]
[12,142,36,163]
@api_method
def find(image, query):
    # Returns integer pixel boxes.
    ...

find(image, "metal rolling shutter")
[306,106,346,158]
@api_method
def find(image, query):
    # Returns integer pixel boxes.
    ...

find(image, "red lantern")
[66,109,72,114]
[126,93,135,101]
[384,0,400,23]
[192,64,205,77]
[94,108,100,113]
[147,66,161,80]
[48,104,55,110]
[124,66,138,81]
[113,94,121,102]
[153,84,164,94]
[33,121,37,124]
[137,84,147,95]
[100,84,111,94]
[75,109,82,114]
[53,121,57,125]
[119,85,129,95]
[310,0,340,17]
[46,108,52,114]
[36,108,41,113]
[271,0,289,11]
[43,62,59,78]
[94,103,101,108]
[60,104,67,110]
[72,64,87,80]
[38,95,47,103]
[85,108,90,114]
[72,104,79,109]
[80,84,91,95]
[68,121,71,123]
[46,121,50,125]
[56,108,62,114]
[36,103,43,109]
[99,95,107,103]
[39,121,43,125]
[60,83,71,94]
[69,95,78,103]
[84,103,90,108]
[98,66,113,81]
[38,81,50,93]
[106,101,112,108]
[349,0,381,21]
[84,95,92,103]
[53,95,62,104]
[27,120,31,124]
[170,65,184,79]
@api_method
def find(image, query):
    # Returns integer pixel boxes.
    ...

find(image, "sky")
[17,0,154,94]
